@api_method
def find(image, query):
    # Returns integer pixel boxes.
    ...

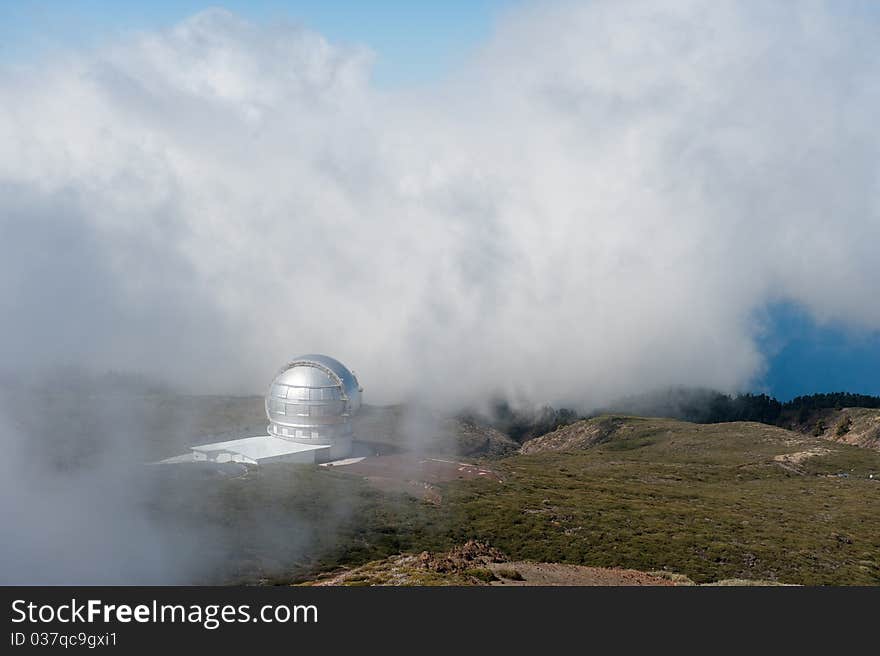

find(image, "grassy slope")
[441,417,880,585]
[152,414,880,585]
[12,386,879,585]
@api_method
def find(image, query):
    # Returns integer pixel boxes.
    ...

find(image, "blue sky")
[2,1,879,401]
[758,304,880,401]
[0,1,514,86]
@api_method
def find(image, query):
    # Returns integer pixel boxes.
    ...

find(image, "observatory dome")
[265,354,362,459]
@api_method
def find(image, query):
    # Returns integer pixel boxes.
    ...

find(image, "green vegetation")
[15,385,880,585]
[495,567,524,581]
[151,415,880,586]
[463,567,498,583]
[440,418,880,585]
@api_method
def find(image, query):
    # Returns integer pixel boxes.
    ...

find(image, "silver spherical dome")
[265,354,362,454]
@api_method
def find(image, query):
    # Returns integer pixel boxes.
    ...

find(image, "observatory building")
[263,353,361,460]
[161,354,362,466]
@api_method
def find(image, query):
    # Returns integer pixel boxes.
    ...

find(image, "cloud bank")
[2,1,879,410]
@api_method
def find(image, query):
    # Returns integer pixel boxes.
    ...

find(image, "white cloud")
[1,2,878,410]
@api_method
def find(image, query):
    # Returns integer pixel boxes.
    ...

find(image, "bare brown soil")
[819,408,880,451]
[520,416,627,454]
[773,447,832,468]
[489,562,677,586]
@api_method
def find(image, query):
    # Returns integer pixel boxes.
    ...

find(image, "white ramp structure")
[160,354,363,466]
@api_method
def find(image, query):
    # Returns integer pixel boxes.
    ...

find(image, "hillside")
[9,384,880,585]
[598,389,880,442]
[299,401,880,586]
[521,415,824,456]
[438,415,880,585]
[145,412,880,585]
[805,408,880,451]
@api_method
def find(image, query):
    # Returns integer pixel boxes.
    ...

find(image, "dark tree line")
[696,391,880,425]
[609,389,880,427]
[783,392,880,412]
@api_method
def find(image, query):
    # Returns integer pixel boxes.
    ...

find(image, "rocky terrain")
[520,415,643,454]
[813,408,880,451]
[305,540,785,586]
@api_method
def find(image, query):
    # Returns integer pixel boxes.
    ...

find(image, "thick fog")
[1,1,877,409]
[2,2,879,408]
[1,1,879,582]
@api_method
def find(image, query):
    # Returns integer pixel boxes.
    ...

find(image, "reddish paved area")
[324,454,501,503]
[328,454,502,483]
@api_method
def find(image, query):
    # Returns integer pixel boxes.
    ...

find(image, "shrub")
[464,568,498,583]
[495,568,524,581]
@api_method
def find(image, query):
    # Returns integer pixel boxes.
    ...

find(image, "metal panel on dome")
[274,366,338,389]
[294,354,361,406]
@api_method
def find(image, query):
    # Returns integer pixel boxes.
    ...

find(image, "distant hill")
[806,407,880,450]
[598,388,880,440]
[520,415,811,456]
[470,390,880,451]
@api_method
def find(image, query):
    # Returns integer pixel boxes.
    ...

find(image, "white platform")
[156,436,331,465]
